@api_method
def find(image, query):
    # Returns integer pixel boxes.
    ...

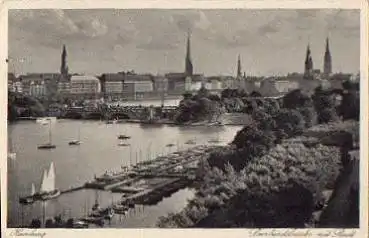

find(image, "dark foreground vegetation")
[157,80,360,228]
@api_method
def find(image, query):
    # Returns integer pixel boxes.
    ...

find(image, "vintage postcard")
[1,0,368,237]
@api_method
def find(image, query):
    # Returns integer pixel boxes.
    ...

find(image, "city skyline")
[9,9,360,76]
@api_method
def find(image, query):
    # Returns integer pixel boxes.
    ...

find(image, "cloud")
[8,9,360,75]
[136,31,181,50]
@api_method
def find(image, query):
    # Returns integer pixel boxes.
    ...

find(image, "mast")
[129,145,132,167]
[161,77,165,107]
[48,121,52,144]
[42,201,46,227]
[139,149,142,163]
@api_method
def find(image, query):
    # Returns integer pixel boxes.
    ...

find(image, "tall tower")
[304,44,314,79]
[60,44,69,79]
[185,32,193,76]
[237,55,242,78]
[323,37,332,76]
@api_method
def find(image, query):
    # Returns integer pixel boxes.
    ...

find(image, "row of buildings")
[8,70,358,101]
[8,36,359,101]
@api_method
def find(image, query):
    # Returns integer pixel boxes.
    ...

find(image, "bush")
[319,108,339,123]
[274,109,305,137]
[298,107,318,128]
[340,92,360,121]
[283,89,313,109]
[232,123,276,153]
[30,219,42,228]
[312,88,338,124]
[252,109,277,131]
[195,143,342,228]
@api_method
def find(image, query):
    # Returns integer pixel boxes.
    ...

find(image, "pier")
[73,145,219,224]
[60,185,85,194]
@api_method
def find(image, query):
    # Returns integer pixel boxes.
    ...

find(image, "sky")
[8,9,360,76]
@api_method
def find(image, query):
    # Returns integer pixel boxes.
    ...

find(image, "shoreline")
[11,117,247,126]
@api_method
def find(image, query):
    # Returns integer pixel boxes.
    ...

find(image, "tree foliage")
[312,87,339,124]
[339,92,360,121]
[283,89,313,109]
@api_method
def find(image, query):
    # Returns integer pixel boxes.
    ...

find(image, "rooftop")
[71,75,100,81]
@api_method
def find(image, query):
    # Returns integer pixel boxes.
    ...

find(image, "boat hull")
[38,144,56,150]
[68,141,81,145]
[19,197,35,205]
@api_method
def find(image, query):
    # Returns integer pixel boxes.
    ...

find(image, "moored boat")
[38,120,56,149]
[38,143,56,149]
[19,162,60,204]
[39,162,60,201]
[72,220,89,228]
[68,140,81,145]
[112,204,129,214]
[118,135,131,140]
[69,126,81,145]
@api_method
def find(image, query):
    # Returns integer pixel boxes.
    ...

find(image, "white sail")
[31,183,36,195]
[47,162,55,191]
[40,169,48,192]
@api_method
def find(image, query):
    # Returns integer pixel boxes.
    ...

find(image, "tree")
[274,109,305,137]
[312,88,338,124]
[340,92,360,121]
[342,80,359,91]
[319,108,339,123]
[250,91,262,97]
[252,109,277,131]
[198,85,210,98]
[283,89,313,109]
[66,218,74,228]
[45,219,54,228]
[232,123,276,157]
[30,219,42,228]
[298,107,317,128]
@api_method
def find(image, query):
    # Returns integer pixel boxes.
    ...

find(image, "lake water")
[7,119,243,228]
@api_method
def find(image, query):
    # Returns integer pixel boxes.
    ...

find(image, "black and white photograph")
[4,3,365,233]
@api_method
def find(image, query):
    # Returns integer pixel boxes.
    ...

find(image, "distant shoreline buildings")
[8,35,359,102]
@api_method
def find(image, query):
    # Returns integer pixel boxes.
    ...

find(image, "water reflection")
[8,120,242,227]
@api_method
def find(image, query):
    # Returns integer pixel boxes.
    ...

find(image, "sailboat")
[117,126,131,140]
[91,190,101,212]
[38,121,56,149]
[39,162,60,201]
[19,183,36,205]
[69,126,81,145]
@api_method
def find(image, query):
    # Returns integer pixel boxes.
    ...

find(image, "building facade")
[29,81,47,97]
[100,73,125,100]
[123,74,154,99]
[70,75,101,99]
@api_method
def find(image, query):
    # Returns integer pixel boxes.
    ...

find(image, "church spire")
[237,54,242,78]
[324,37,332,76]
[60,44,68,79]
[304,44,314,79]
[185,31,193,76]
